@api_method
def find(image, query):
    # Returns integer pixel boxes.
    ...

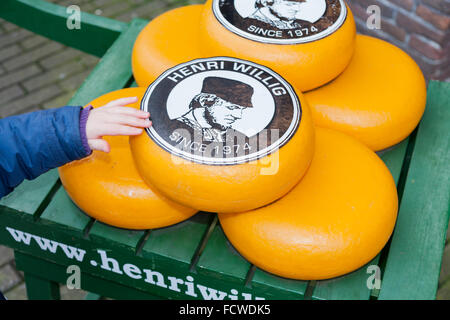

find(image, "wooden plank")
[196,223,251,285]
[141,212,212,268]
[39,188,91,231]
[0,0,127,57]
[251,268,308,300]
[0,169,59,215]
[312,257,380,300]
[379,81,450,300]
[311,140,409,300]
[88,221,144,254]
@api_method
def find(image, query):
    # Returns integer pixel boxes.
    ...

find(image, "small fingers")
[88,139,110,153]
[101,123,144,136]
[103,97,139,108]
[106,113,151,128]
[108,106,150,119]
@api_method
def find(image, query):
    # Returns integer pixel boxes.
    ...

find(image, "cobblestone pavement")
[0,0,449,300]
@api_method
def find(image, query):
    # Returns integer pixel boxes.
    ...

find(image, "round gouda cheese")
[305,35,427,151]
[130,57,315,213]
[198,0,356,91]
[219,127,398,280]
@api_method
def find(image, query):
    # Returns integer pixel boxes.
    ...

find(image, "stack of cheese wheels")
[219,127,398,280]
[132,1,356,92]
[199,0,356,92]
[130,57,315,213]
[132,2,427,152]
[305,35,427,151]
[58,88,198,230]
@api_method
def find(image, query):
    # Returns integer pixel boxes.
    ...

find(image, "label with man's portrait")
[141,57,301,165]
[213,0,347,44]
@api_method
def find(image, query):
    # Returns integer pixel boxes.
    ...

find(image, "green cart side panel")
[14,251,163,300]
[0,0,127,57]
[0,169,59,215]
[311,140,409,300]
[379,81,450,300]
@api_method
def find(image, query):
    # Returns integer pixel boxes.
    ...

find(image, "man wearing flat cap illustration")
[233,0,326,30]
[176,77,253,143]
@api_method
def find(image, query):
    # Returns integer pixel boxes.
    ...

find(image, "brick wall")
[346,0,450,81]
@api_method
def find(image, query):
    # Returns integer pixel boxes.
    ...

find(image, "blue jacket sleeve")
[0,106,90,198]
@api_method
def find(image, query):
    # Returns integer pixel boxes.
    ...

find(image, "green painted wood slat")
[378,81,450,300]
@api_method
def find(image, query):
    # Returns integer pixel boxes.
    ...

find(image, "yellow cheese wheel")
[219,127,398,280]
[130,57,315,213]
[58,88,197,230]
[305,35,427,152]
[132,5,204,87]
[198,0,356,91]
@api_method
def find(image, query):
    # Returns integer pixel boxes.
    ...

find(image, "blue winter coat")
[0,106,90,198]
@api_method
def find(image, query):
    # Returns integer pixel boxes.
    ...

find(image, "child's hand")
[85,97,151,153]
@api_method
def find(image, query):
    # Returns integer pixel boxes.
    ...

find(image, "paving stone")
[59,69,93,92]
[42,90,77,110]
[446,220,450,241]
[0,84,62,117]
[0,246,14,267]
[0,20,20,33]
[94,0,121,7]
[439,244,450,285]
[0,64,42,91]
[0,28,33,48]
[79,54,99,68]
[20,34,49,51]
[115,10,140,22]
[39,48,83,70]
[0,84,25,105]
[100,1,132,18]
[3,42,64,72]
[23,60,84,92]
[437,281,450,300]
[60,284,89,300]
[0,264,22,292]
[131,1,171,19]
[0,45,23,62]
[4,283,27,300]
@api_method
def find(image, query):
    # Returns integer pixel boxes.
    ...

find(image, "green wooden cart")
[0,0,449,300]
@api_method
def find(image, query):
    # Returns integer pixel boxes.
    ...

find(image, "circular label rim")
[141,57,301,166]
[212,0,348,45]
